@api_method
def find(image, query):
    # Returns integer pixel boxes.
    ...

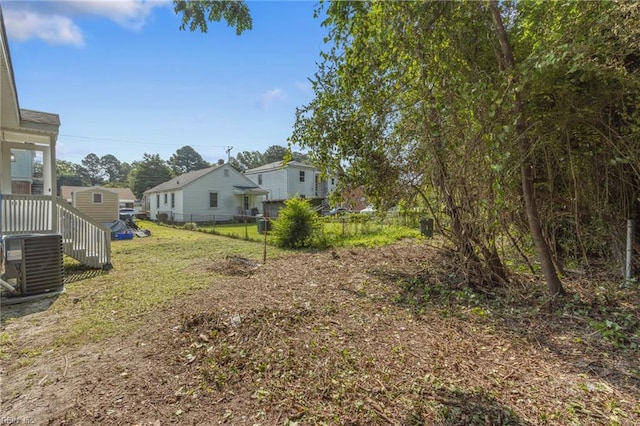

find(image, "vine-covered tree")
[292,0,640,295]
[168,145,210,175]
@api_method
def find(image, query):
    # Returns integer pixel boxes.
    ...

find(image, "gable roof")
[20,108,60,126]
[61,186,136,201]
[245,160,317,174]
[144,165,220,194]
[145,164,268,195]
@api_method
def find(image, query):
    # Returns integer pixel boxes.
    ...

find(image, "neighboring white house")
[144,163,268,223]
[244,160,337,202]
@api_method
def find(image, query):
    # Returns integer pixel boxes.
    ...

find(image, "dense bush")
[182,222,198,231]
[272,197,318,248]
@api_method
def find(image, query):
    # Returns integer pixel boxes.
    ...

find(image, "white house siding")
[246,163,319,201]
[181,167,238,222]
[148,164,265,223]
[152,189,183,221]
[256,168,288,200]
[287,166,316,198]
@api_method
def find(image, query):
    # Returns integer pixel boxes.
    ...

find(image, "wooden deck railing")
[0,194,111,269]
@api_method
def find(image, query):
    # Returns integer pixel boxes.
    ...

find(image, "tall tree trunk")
[488,1,564,296]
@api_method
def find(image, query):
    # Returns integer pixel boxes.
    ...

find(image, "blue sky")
[3,0,328,165]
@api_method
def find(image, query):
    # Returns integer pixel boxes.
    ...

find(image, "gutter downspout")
[0,278,19,295]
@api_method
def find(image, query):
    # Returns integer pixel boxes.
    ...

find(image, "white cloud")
[293,80,312,93]
[4,9,85,47]
[3,1,170,46]
[63,0,168,31]
[259,88,285,109]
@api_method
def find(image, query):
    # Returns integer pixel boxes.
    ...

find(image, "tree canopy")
[168,145,210,175]
[173,0,252,35]
[232,145,310,172]
[128,153,174,199]
[291,0,640,294]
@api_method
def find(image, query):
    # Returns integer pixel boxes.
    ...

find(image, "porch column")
[42,141,55,196]
[43,140,58,233]
[0,143,11,194]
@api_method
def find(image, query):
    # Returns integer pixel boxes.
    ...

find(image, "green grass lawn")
[187,216,422,248]
[45,221,289,347]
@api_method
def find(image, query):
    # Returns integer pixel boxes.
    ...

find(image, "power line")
[58,133,228,149]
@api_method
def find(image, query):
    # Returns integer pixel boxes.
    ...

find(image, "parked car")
[327,206,350,216]
[119,208,138,221]
[359,205,376,214]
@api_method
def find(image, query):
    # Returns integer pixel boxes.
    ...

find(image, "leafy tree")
[227,156,246,173]
[168,145,210,175]
[293,0,640,294]
[56,159,79,176]
[100,154,122,184]
[129,153,174,199]
[489,0,563,293]
[291,151,309,163]
[234,146,310,172]
[119,162,133,185]
[173,0,252,35]
[235,150,265,171]
[263,145,289,163]
[293,1,510,285]
[81,153,104,186]
[272,197,317,248]
[56,160,87,190]
[33,159,43,175]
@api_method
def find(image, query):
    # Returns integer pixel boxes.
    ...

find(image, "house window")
[258,174,262,185]
[156,194,160,208]
[164,193,168,204]
[209,192,218,208]
[244,195,249,211]
[299,171,305,183]
[171,193,175,208]
[93,193,102,204]
[331,178,335,185]
[224,169,230,177]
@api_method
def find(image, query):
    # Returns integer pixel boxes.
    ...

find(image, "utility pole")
[226,146,233,163]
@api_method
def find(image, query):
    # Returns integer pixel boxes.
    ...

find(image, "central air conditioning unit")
[1,234,64,298]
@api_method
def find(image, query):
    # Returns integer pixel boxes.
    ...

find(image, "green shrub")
[182,222,198,231]
[272,197,318,248]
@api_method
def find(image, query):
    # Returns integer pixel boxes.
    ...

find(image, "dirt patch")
[1,241,638,425]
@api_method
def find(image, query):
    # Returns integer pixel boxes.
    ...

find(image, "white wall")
[246,164,319,201]
[149,164,264,222]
